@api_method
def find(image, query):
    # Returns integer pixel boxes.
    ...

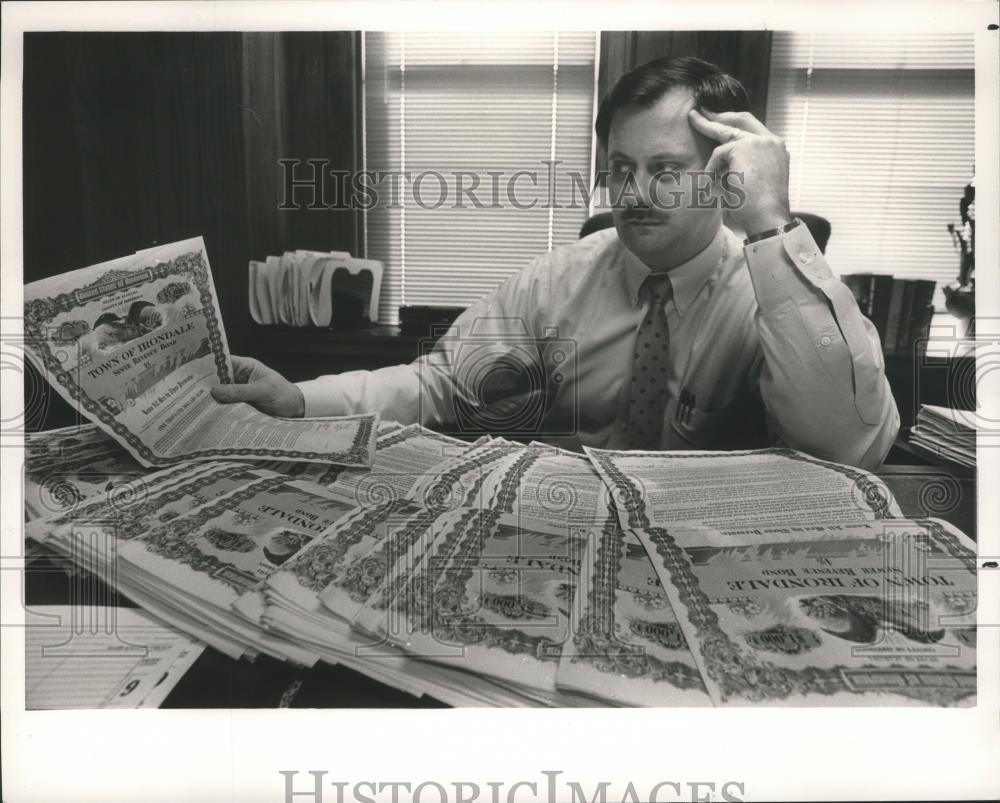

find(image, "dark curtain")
[22,31,361,428]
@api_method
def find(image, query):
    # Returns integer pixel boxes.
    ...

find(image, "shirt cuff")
[296,376,349,418]
[743,221,833,311]
[295,365,425,423]
[743,221,887,426]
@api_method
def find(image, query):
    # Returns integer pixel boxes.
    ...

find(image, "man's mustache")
[621,207,670,222]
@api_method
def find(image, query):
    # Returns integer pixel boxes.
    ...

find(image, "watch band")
[743,217,801,245]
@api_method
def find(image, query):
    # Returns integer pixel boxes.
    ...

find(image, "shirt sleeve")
[296,255,550,428]
[743,223,900,471]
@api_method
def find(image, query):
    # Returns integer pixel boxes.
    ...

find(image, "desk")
[246,325,434,382]
[22,462,977,708]
[878,463,976,540]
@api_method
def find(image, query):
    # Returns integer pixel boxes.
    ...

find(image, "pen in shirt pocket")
[676,389,695,425]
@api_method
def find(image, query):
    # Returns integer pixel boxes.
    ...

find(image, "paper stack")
[25,422,980,708]
[249,250,383,328]
[910,404,977,468]
[24,424,144,522]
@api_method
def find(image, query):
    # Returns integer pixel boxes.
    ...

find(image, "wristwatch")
[743,217,801,245]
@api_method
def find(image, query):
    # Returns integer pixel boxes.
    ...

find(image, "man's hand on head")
[688,108,792,235]
[211,356,305,418]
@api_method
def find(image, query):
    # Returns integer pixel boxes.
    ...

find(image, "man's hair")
[595,55,751,147]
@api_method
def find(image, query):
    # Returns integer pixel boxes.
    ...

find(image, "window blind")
[364,32,597,324]
[765,32,974,307]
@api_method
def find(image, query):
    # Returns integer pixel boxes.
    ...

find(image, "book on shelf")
[841,273,936,356]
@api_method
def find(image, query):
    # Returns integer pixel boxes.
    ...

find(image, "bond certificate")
[23,238,376,467]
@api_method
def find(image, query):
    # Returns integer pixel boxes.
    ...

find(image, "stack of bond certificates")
[25,421,979,707]
[21,238,978,707]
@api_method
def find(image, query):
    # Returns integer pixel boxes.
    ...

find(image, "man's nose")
[629,169,654,207]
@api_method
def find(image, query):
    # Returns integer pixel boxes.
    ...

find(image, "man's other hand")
[688,107,792,235]
[211,356,305,418]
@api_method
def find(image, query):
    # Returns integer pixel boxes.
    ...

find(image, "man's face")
[606,88,721,271]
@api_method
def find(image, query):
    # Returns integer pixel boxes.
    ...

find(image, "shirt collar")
[621,224,728,316]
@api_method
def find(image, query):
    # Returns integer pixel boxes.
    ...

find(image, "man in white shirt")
[213,56,899,471]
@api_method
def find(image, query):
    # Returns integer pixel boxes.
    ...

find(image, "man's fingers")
[688,108,742,143]
[700,108,770,136]
[704,141,738,178]
[230,355,261,383]
[211,381,270,405]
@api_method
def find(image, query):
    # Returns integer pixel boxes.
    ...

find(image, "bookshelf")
[841,273,939,357]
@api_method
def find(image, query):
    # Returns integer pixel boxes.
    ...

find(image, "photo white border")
[2,2,998,802]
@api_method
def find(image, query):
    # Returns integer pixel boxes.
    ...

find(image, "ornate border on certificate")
[101,463,262,542]
[570,509,705,689]
[25,248,378,466]
[284,500,427,601]
[24,251,226,465]
[44,461,207,530]
[146,413,377,467]
[337,507,439,603]
[588,447,896,529]
[137,475,293,594]
[416,442,523,511]
[639,519,976,705]
[405,450,582,662]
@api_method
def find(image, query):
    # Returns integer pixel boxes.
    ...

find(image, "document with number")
[635,518,977,706]
[23,237,377,468]
[25,605,205,709]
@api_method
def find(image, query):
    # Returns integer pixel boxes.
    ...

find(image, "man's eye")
[610,163,632,176]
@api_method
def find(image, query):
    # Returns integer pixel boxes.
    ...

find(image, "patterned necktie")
[626,273,672,449]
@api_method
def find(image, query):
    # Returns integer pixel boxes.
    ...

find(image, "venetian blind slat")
[766,32,974,309]
[364,31,597,324]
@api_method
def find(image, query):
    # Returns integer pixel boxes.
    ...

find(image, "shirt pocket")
[665,392,768,450]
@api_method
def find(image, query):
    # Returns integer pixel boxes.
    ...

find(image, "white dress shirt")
[297,222,900,470]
